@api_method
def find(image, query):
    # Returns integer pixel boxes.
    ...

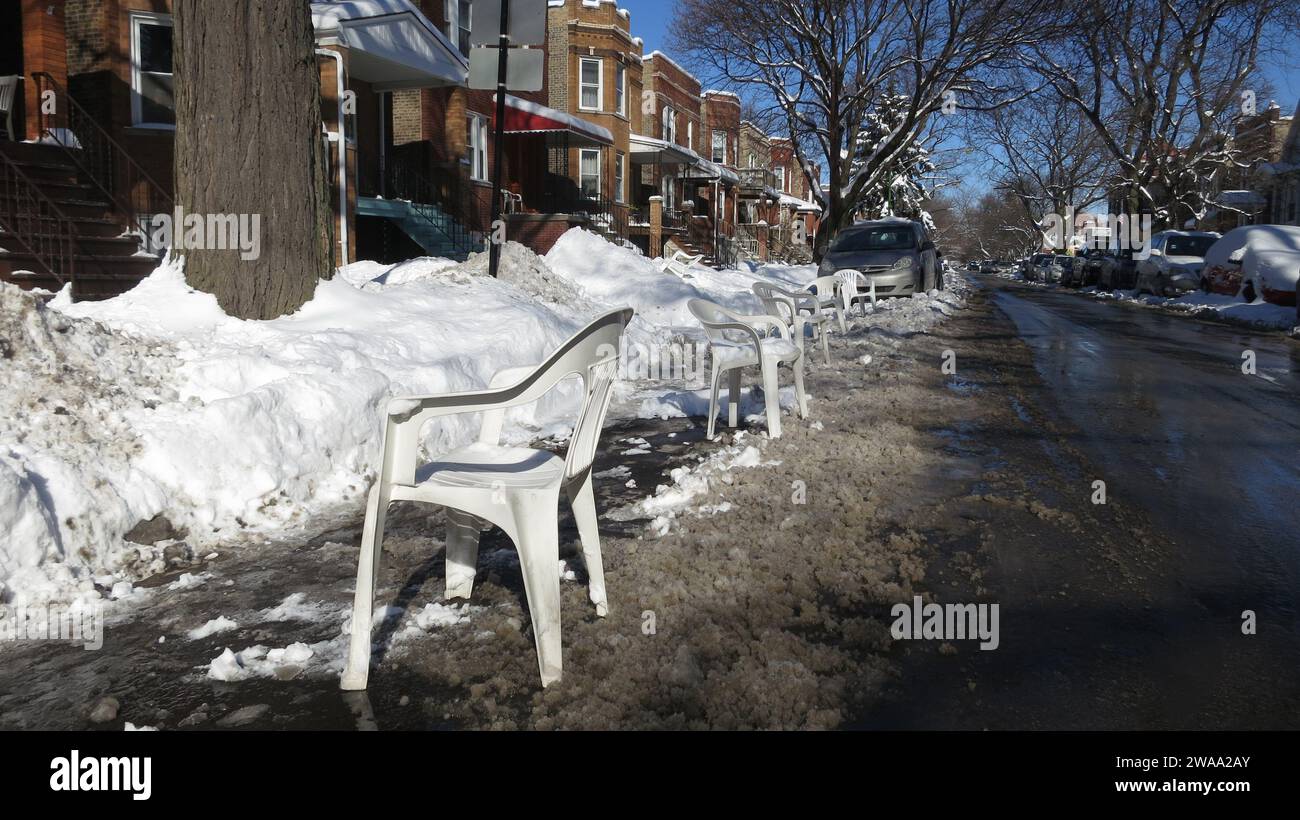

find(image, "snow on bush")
[0,229,816,603]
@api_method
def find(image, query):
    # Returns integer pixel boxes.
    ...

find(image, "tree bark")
[173,0,334,320]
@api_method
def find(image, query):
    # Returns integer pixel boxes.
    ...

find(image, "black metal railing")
[32,72,173,253]
[385,151,482,256]
[0,149,75,291]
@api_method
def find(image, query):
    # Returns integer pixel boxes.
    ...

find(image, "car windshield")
[833,226,916,252]
[1031,254,1049,264]
[1164,236,1215,257]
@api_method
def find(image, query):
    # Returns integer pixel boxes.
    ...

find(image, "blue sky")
[624,2,1297,111]
[619,0,672,54]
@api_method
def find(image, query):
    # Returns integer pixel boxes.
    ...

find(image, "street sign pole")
[488,0,511,279]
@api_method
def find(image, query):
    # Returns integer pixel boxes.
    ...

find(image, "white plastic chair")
[340,307,635,691]
[811,275,848,333]
[688,298,808,440]
[835,268,876,315]
[752,281,831,366]
[659,249,704,278]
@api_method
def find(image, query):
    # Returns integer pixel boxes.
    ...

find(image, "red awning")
[494,95,614,147]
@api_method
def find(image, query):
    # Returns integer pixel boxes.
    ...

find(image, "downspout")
[317,48,349,265]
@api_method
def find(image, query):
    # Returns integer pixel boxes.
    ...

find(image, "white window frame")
[662,105,675,144]
[712,130,727,165]
[774,165,786,192]
[445,1,471,56]
[687,121,693,151]
[468,113,489,182]
[579,148,602,199]
[615,151,626,203]
[129,12,175,129]
[615,63,626,116]
[579,58,603,112]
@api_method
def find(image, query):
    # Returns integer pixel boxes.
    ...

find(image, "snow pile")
[1083,287,1297,330]
[0,231,817,603]
[0,284,181,604]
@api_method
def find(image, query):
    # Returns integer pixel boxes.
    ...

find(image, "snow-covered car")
[1134,231,1218,296]
[817,218,942,295]
[1201,225,1300,306]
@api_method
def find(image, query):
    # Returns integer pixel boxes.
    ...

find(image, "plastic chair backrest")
[565,355,619,481]
[751,282,795,324]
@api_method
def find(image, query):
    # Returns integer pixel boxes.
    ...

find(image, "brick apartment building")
[2,0,823,298]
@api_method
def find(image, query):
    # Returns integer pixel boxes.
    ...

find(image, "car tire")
[1242,280,1257,303]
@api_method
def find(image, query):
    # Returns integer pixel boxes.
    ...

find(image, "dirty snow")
[0,230,818,603]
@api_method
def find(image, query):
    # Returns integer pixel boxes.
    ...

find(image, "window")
[712,130,726,164]
[445,0,472,57]
[615,64,626,116]
[662,105,675,143]
[774,165,786,192]
[468,114,488,181]
[615,151,626,203]
[748,153,757,169]
[130,13,174,127]
[687,122,693,151]
[580,58,602,111]
[580,149,601,199]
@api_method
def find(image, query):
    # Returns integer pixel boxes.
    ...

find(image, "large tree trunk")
[173,0,334,320]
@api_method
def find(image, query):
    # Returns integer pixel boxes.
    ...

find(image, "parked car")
[1025,253,1052,282]
[1098,250,1139,291]
[1201,225,1300,306]
[818,217,942,295]
[1078,249,1108,288]
[1055,257,1086,288]
[1042,254,1072,284]
[1134,231,1219,296]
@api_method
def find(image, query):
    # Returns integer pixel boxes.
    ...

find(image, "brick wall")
[21,0,70,141]
[644,52,701,151]
[702,92,740,167]
[546,0,643,204]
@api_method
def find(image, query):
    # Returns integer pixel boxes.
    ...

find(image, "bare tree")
[671,0,1055,260]
[173,0,334,320]
[981,91,1113,226]
[1025,0,1289,229]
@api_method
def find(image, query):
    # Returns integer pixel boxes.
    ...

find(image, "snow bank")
[0,230,816,603]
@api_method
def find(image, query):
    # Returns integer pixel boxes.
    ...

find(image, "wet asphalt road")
[992,283,1300,621]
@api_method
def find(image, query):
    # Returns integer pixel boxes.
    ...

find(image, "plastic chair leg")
[792,358,809,418]
[761,360,783,438]
[707,363,723,439]
[820,324,831,365]
[443,508,482,600]
[568,476,607,616]
[513,501,563,687]
[341,484,389,691]
[727,367,742,428]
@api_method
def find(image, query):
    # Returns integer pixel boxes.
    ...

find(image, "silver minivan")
[817,218,942,296]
